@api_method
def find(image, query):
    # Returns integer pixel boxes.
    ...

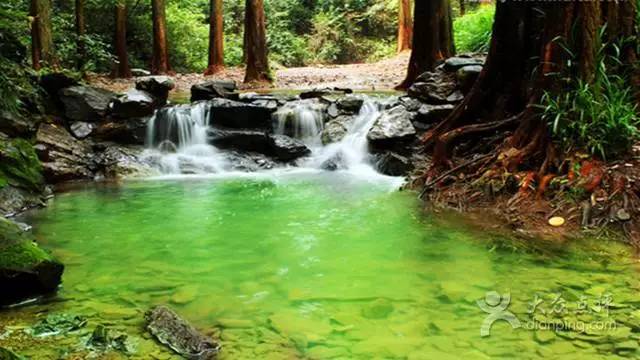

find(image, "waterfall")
[273,100,325,148]
[144,102,226,174]
[306,99,381,173]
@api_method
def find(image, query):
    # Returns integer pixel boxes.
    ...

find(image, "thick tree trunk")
[243,0,272,83]
[397,0,454,89]
[30,0,55,70]
[75,0,86,70]
[151,0,171,75]
[397,0,412,52]
[112,2,132,78]
[205,0,225,75]
[424,1,637,170]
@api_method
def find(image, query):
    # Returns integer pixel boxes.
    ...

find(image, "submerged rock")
[59,85,117,122]
[191,80,239,102]
[87,324,132,353]
[0,217,64,306]
[145,306,220,360]
[32,313,87,336]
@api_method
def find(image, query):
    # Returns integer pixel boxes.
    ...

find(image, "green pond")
[2,171,640,359]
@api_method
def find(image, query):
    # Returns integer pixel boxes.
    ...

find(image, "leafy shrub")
[453,4,495,53]
[541,30,640,160]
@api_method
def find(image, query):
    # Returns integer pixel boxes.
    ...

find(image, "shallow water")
[3,173,640,359]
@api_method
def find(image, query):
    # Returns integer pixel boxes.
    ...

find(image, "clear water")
[2,174,640,359]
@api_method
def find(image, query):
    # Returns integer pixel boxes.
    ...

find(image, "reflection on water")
[2,174,639,359]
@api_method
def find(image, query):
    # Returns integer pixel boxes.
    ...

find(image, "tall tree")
[30,0,55,70]
[75,0,86,70]
[397,0,413,52]
[112,1,131,78]
[397,0,454,89]
[151,0,171,74]
[243,0,271,83]
[423,1,638,171]
[205,0,224,75]
[459,0,465,16]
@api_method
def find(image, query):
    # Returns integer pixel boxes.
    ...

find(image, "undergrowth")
[453,4,495,53]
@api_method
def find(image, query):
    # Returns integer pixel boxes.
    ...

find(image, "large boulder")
[59,86,117,122]
[0,138,45,193]
[92,117,149,145]
[191,80,239,102]
[367,106,416,151]
[93,144,153,179]
[207,99,275,129]
[0,217,64,306]
[209,129,310,162]
[413,104,455,130]
[36,123,95,182]
[0,110,39,139]
[111,89,156,119]
[321,115,353,145]
[135,76,175,106]
[336,95,364,113]
[375,152,414,177]
[407,71,458,104]
[457,65,483,93]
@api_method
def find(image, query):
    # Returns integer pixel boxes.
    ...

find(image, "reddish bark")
[243,0,272,83]
[112,2,132,78]
[205,0,225,75]
[151,0,171,75]
[397,0,412,53]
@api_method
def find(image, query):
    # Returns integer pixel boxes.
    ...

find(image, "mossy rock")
[0,138,44,192]
[0,217,63,306]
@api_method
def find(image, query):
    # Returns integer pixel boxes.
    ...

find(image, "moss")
[0,138,44,192]
[0,217,55,270]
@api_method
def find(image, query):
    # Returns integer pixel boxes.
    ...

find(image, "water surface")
[3,173,640,359]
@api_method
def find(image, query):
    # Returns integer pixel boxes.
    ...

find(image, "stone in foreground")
[0,217,64,306]
[145,306,220,360]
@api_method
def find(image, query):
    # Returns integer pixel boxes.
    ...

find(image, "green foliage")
[541,29,640,160]
[0,138,45,192]
[166,1,209,72]
[453,4,495,53]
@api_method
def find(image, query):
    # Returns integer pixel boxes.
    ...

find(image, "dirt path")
[89,53,410,94]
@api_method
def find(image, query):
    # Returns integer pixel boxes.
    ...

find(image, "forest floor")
[88,52,410,94]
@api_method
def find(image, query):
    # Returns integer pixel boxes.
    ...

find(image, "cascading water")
[273,100,325,148]
[306,100,381,173]
[144,102,227,174]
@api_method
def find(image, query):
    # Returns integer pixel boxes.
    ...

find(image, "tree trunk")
[397,0,412,52]
[243,0,272,83]
[112,1,132,78]
[397,0,454,89]
[75,0,86,70]
[459,0,465,16]
[30,0,55,70]
[205,0,225,75]
[423,1,637,170]
[151,0,171,74]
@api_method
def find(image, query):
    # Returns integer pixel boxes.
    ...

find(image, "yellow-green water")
[3,172,640,359]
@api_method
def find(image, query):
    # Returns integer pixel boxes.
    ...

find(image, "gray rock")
[36,123,95,182]
[59,86,117,122]
[269,134,311,161]
[327,102,339,117]
[224,151,276,172]
[320,152,347,171]
[375,152,414,176]
[457,65,483,93]
[131,68,151,77]
[69,121,94,139]
[416,104,455,125]
[93,117,149,145]
[446,91,465,103]
[408,71,458,104]
[191,80,239,102]
[443,56,485,72]
[336,95,364,113]
[111,89,156,118]
[145,306,220,360]
[0,109,38,137]
[207,98,275,129]
[135,76,175,105]
[321,115,352,145]
[94,145,152,179]
[367,106,417,149]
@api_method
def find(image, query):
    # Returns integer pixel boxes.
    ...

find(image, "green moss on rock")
[0,138,44,192]
[0,217,63,305]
